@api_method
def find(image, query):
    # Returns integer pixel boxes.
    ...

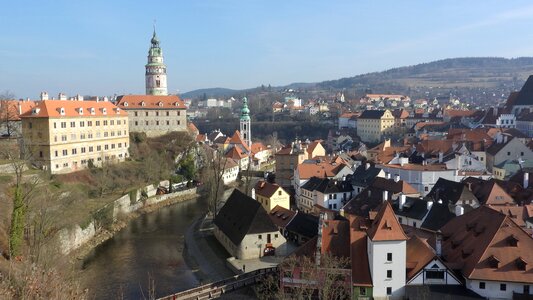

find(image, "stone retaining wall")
[57,180,197,255]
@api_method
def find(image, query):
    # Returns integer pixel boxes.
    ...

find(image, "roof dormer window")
[175,102,180,106]
[32,108,40,115]
[488,255,500,269]
[507,235,519,247]
[124,102,128,107]
[114,108,120,114]
[515,257,527,270]
[158,101,163,107]
[102,107,107,115]
[78,107,84,115]
[141,101,146,107]
[89,107,95,115]
[59,107,65,115]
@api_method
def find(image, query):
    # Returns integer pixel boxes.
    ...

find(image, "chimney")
[399,193,406,211]
[251,188,256,200]
[524,172,529,188]
[365,163,370,170]
[427,200,433,211]
[385,172,391,179]
[394,174,400,183]
[438,151,443,163]
[40,91,49,101]
[455,205,464,217]
[436,232,442,257]
[382,190,389,202]
[18,102,22,114]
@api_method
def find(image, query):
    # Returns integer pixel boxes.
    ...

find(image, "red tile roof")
[367,202,408,242]
[321,219,350,258]
[296,161,348,180]
[229,130,250,152]
[441,206,533,283]
[225,146,248,160]
[406,236,436,280]
[116,94,186,109]
[268,205,296,229]
[19,100,125,118]
[348,214,373,287]
[0,100,36,121]
[254,180,285,198]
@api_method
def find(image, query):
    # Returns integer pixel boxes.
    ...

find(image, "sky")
[2,0,533,99]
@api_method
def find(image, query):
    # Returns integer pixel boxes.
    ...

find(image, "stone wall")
[57,180,196,255]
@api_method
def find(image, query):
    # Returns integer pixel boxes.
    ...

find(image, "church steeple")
[240,97,252,149]
[145,28,168,95]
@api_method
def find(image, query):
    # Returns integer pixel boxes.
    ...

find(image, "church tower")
[145,29,168,95]
[240,97,252,149]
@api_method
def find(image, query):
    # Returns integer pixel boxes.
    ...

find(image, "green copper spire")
[241,97,250,121]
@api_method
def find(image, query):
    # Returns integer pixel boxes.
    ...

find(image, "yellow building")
[356,109,395,143]
[252,180,290,212]
[20,100,129,174]
[275,139,325,187]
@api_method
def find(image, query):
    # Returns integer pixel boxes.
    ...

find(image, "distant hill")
[180,87,241,99]
[317,57,533,91]
[181,57,533,99]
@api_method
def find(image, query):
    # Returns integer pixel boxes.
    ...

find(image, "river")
[80,196,207,299]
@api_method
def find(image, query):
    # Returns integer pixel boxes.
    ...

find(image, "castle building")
[20,100,129,174]
[115,29,187,137]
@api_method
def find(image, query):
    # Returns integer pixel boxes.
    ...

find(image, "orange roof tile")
[367,202,408,241]
[250,142,267,155]
[0,100,36,121]
[19,100,126,118]
[225,146,248,160]
[348,214,373,286]
[296,161,348,180]
[254,180,285,198]
[441,206,533,283]
[115,94,186,109]
[229,130,250,152]
[406,236,436,280]
[321,220,350,258]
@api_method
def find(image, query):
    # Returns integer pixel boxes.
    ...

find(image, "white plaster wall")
[368,239,406,299]
[237,230,287,260]
[467,279,530,300]
[407,259,460,285]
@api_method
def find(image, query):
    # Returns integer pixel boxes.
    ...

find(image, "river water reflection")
[80,196,206,299]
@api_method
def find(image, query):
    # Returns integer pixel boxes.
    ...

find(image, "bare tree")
[0,90,17,137]
[203,147,227,217]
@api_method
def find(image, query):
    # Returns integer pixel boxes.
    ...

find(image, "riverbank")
[70,191,199,265]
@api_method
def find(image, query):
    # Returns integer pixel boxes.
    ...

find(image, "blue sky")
[2,1,533,99]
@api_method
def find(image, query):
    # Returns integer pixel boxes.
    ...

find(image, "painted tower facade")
[240,97,251,149]
[145,30,168,96]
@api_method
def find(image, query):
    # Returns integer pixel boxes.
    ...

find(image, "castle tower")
[145,29,168,95]
[240,97,251,149]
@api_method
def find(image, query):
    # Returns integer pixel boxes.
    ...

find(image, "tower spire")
[240,97,252,149]
[145,25,167,95]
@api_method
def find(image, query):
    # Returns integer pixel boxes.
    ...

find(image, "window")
[521,152,525,156]
[479,282,485,289]
[110,120,114,125]
[97,145,101,151]
[104,145,109,150]
[145,121,149,125]
[61,122,67,128]
[424,186,429,192]
[80,121,85,127]
[70,121,75,128]
[508,152,511,156]
[135,121,138,126]
[96,121,100,126]
[89,146,93,152]
[275,234,278,238]
[134,112,138,117]
[524,285,530,294]
[398,217,403,223]
[500,284,506,291]
[386,287,392,295]
[258,235,262,240]
[39,151,43,158]
[156,121,159,125]
[54,122,57,129]
[359,287,366,296]
[61,135,67,142]
[413,222,417,227]
[62,150,67,156]
[145,112,149,116]
[81,147,86,153]
[166,121,170,125]
[71,148,77,155]
[387,270,392,279]
[387,253,392,262]
[54,150,58,157]
[426,270,445,279]
[166,111,169,116]
[104,120,108,126]
[88,121,92,126]
[156,112,159,116]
